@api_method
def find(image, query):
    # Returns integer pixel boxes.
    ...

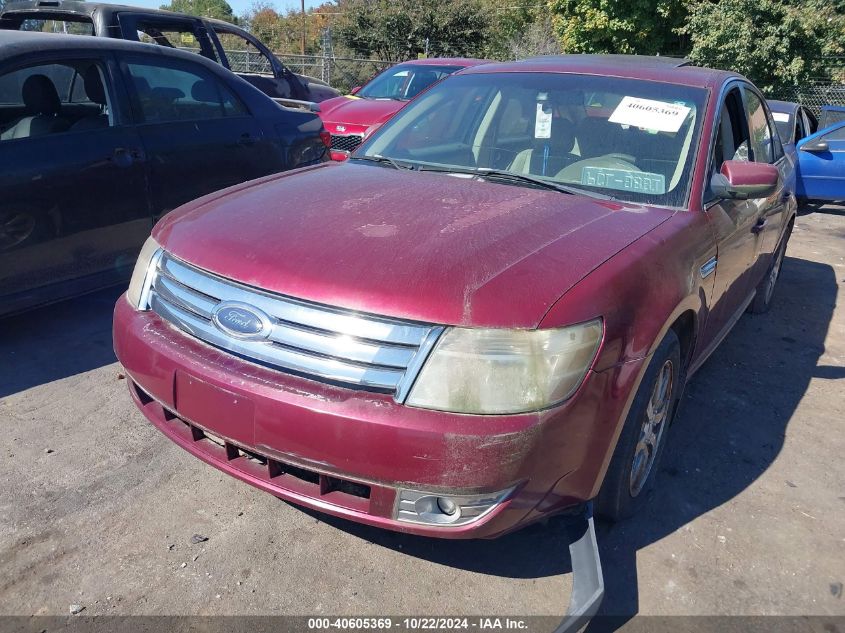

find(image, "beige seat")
[508,118,577,177]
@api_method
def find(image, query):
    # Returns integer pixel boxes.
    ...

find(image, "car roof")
[0,29,223,72]
[0,0,196,19]
[822,105,845,112]
[460,54,741,89]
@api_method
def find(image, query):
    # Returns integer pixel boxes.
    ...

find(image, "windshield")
[358,72,708,207]
[820,109,845,129]
[358,64,462,101]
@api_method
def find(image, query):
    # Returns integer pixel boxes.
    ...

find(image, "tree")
[160,0,237,23]
[548,0,687,56]
[682,0,845,95]
[336,0,489,62]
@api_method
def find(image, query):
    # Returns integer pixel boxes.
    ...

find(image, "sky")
[101,0,326,18]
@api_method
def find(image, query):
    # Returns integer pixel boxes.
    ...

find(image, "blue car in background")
[795,119,845,203]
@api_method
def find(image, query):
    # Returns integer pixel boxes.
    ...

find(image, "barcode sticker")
[609,96,691,133]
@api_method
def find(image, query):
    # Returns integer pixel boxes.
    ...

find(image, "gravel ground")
[1,204,843,625]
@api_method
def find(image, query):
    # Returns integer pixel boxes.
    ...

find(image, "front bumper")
[114,295,638,539]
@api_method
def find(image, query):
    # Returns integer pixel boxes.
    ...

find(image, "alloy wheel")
[629,359,674,497]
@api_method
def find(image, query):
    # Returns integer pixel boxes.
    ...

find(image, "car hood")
[154,163,673,328]
[318,95,404,129]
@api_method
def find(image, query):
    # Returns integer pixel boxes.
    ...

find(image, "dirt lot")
[1,204,844,625]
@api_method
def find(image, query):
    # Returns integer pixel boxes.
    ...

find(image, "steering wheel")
[602,153,637,163]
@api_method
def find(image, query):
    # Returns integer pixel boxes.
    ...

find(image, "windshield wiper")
[417,165,613,200]
[349,154,416,170]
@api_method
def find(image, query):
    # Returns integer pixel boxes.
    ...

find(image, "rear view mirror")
[350,86,361,95]
[711,160,779,200]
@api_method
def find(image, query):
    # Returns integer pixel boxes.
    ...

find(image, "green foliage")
[682,0,844,95]
[549,0,687,56]
[335,0,489,62]
[160,0,238,23]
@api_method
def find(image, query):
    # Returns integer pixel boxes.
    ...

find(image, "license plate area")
[174,370,255,447]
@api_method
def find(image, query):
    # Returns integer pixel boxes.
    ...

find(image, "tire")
[748,225,791,314]
[596,329,681,522]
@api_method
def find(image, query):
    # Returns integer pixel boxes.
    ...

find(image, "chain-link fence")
[221,48,389,94]
[277,54,390,93]
[768,57,845,115]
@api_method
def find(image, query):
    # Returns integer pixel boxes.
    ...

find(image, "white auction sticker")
[608,96,691,133]
[535,103,552,139]
[772,112,791,123]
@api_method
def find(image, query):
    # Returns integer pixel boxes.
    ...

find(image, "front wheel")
[596,329,681,521]
[749,226,791,314]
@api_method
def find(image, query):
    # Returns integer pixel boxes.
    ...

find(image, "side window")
[0,60,112,142]
[743,89,776,163]
[711,88,750,176]
[214,29,274,75]
[126,59,247,124]
[821,125,845,141]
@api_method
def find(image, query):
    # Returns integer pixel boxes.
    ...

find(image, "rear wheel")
[597,330,680,521]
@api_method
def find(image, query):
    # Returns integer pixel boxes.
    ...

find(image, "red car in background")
[319,58,488,160]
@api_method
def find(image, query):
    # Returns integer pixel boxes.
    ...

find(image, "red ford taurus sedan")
[318,58,488,160]
[114,54,795,624]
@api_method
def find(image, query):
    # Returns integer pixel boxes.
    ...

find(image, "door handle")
[237,133,255,146]
[751,218,767,234]
[111,147,145,167]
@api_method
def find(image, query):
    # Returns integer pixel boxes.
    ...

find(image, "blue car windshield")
[359,72,709,207]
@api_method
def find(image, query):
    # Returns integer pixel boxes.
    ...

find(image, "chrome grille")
[331,134,363,153]
[145,252,443,398]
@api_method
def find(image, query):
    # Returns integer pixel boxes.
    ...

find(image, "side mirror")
[800,138,829,153]
[349,86,361,95]
[710,160,779,200]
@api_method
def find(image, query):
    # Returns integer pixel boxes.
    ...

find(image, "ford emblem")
[212,302,272,340]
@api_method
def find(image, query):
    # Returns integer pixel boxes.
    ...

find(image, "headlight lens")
[126,236,161,309]
[405,320,602,414]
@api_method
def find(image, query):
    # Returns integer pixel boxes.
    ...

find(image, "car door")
[701,84,780,343]
[741,86,789,277]
[795,122,845,202]
[208,24,302,100]
[0,52,151,313]
[119,52,271,222]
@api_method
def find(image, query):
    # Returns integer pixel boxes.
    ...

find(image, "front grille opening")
[238,446,268,465]
[324,476,371,499]
[160,408,372,505]
[331,134,363,153]
[133,381,154,406]
[278,462,320,485]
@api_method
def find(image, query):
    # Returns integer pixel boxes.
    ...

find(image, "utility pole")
[300,0,306,56]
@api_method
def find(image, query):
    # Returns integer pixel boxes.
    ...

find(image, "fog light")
[437,497,458,516]
[395,487,515,527]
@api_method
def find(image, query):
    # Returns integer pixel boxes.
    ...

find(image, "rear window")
[3,15,94,35]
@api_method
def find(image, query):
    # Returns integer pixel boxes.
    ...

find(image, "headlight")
[405,320,602,415]
[126,236,162,310]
